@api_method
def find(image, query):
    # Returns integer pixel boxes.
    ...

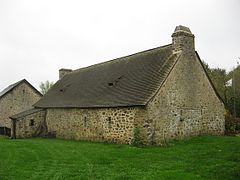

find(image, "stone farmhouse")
[0,79,42,136]
[10,26,225,145]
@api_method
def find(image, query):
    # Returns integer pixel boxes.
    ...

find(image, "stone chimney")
[172,25,195,54]
[59,68,72,79]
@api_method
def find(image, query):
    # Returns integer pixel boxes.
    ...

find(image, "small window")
[108,82,114,86]
[107,117,112,128]
[29,119,34,126]
[83,116,87,127]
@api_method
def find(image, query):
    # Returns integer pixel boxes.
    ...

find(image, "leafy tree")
[39,81,54,95]
[225,65,240,117]
[203,61,240,117]
[202,61,227,101]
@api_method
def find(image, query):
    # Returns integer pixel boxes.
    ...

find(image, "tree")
[203,61,240,117]
[202,61,227,101]
[39,81,54,95]
[225,65,240,117]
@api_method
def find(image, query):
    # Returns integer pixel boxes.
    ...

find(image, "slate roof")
[0,80,23,97]
[10,108,44,120]
[35,44,181,108]
[0,79,42,99]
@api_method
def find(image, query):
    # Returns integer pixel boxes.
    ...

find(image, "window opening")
[29,119,34,126]
[107,117,112,128]
[83,116,87,127]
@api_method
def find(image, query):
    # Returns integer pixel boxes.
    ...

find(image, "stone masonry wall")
[143,52,225,145]
[46,107,139,144]
[0,83,42,129]
[15,110,46,138]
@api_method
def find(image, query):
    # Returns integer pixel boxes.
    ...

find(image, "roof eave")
[34,104,146,109]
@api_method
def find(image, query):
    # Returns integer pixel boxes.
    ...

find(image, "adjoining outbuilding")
[10,108,46,139]
[11,26,225,144]
[0,79,42,137]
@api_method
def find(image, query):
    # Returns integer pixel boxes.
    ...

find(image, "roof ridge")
[0,79,25,98]
[0,79,42,99]
[34,44,174,108]
[71,44,172,75]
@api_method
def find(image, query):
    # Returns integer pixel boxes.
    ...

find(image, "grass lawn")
[0,135,239,179]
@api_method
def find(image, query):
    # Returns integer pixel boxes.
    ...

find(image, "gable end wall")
[142,52,225,144]
[0,82,42,129]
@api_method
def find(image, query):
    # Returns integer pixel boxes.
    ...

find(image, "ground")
[0,136,239,179]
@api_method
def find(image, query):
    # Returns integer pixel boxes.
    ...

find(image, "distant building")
[11,26,225,144]
[0,79,42,136]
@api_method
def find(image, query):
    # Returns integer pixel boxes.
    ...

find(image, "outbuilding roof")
[10,108,44,120]
[35,44,180,108]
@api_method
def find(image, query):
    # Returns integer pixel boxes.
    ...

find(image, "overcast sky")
[0,0,239,91]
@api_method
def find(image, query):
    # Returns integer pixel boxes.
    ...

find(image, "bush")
[131,128,142,147]
[225,114,240,135]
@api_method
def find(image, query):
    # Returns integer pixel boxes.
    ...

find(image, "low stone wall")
[46,107,139,144]
[15,110,46,138]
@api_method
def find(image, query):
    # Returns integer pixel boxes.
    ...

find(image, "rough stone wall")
[0,83,42,129]
[46,107,138,144]
[15,110,46,138]
[134,107,149,144]
[144,52,225,144]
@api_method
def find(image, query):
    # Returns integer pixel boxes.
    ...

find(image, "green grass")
[0,136,240,179]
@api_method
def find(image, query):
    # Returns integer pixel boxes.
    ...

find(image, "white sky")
[0,0,239,91]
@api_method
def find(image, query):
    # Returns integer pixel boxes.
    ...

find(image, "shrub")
[131,128,142,147]
[225,114,240,135]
